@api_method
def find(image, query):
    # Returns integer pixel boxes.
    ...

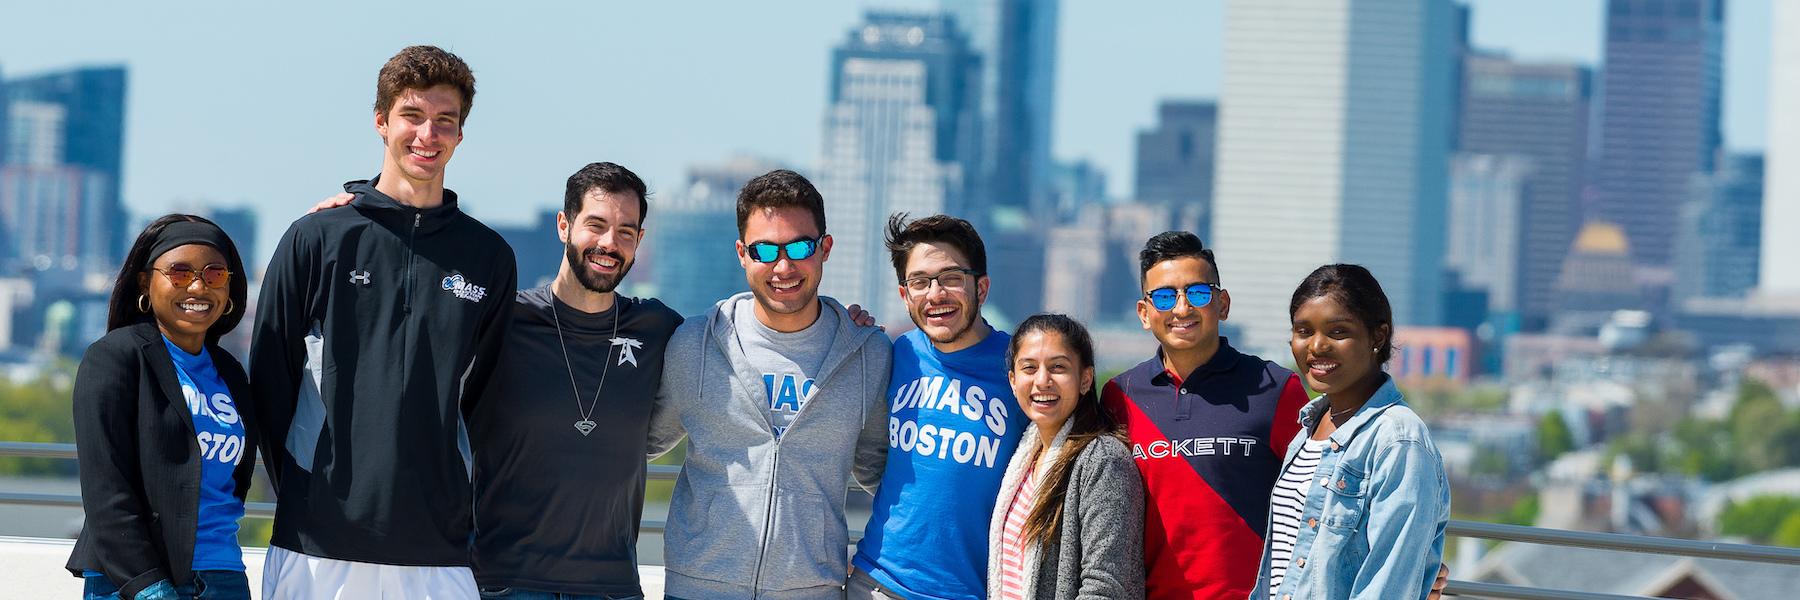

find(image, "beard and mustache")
[565,241,633,294]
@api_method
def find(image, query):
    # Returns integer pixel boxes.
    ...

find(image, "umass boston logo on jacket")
[442,273,488,302]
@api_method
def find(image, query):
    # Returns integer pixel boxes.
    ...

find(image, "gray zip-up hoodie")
[648,292,892,600]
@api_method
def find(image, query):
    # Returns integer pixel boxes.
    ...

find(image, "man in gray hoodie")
[649,169,892,600]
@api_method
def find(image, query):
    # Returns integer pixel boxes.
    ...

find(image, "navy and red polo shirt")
[1101,338,1309,600]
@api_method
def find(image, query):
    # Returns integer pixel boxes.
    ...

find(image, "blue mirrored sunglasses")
[1145,283,1219,311]
[746,238,819,263]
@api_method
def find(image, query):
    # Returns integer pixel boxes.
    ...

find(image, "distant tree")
[1537,410,1576,464]
[0,361,78,475]
[1719,495,1800,544]
[1671,418,1738,482]
[1775,512,1800,549]
[1503,495,1540,527]
[1729,381,1798,473]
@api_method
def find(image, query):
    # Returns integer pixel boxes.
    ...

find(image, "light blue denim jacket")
[1251,376,1448,600]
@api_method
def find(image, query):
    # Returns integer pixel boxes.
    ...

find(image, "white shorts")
[261,545,478,600]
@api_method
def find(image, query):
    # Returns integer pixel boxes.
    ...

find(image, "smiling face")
[138,244,230,352]
[738,206,831,332]
[1008,329,1096,433]
[559,187,642,295]
[1137,256,1228,360]
[1290,295,1388,398]
[375,84,465,187]
[900,241,989,350]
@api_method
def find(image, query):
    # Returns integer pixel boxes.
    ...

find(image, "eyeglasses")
[901,268,981,295]
[152,263,232,289]
[1144,283,1220,311]
[745,238,820,263]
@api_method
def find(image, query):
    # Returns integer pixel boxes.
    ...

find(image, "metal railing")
[6,441,1799,599]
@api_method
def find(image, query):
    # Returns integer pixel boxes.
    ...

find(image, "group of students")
[63,45,1450,600]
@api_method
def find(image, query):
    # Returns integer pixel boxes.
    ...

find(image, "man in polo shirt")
[1101,231,1308,600]
[1104,231,1448,599]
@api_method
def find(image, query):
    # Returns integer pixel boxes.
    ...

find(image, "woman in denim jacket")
[1252,264,1449,600]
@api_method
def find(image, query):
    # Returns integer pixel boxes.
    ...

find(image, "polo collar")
[1151,336,1244,387]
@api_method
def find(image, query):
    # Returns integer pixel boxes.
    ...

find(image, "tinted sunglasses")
[1144,283,1219,311]
[153,263,232,289]
[745,238,820,263]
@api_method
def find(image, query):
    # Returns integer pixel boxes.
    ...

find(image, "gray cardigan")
[989,421,1147,600]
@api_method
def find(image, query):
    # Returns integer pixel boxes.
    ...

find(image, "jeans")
[476,588,643,600]
[84,571,252,600]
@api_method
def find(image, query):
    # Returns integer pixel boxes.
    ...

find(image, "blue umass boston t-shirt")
[853,325,1025,600]
[164,338,248,572]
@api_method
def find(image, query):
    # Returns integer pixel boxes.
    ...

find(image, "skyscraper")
[1213,0,1460,353]
[1765,0,1800,294]
[1675,154,1762,301]
[939,0,1058,215]
[1593,0,1723,272]
[816,12,980,327]
[1445,153,1530,319]
[1458,53,1591,331]
[2,65,127,273]
[1,65,127,354]
[1135,101,1217,240]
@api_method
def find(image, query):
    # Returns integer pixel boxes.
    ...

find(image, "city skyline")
[0,0,1775,268]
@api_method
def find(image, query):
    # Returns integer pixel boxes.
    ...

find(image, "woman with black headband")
[65,215,257,600]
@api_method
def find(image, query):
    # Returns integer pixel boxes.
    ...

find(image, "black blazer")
[65,320,259,600]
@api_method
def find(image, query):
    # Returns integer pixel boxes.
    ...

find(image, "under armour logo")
[611,337,643,367]
[349,270,372,285]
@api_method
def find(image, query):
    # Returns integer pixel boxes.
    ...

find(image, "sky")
[0,0,1773,265]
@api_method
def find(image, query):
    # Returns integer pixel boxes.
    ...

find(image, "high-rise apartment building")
[1446,153,1530,318]
[1675,154,1762,300]
[816,12,980,327]
[1765,0,1800,294]
[1458,53,1591,331]
[1135,101,1217,241]
[2,66,127,275]
[1593,0,1723,271]
[1213,0,1460,353]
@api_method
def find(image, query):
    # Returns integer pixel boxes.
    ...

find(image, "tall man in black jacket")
[249,46,515,600]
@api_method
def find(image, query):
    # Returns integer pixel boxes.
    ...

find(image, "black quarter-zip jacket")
[250,177,516,566]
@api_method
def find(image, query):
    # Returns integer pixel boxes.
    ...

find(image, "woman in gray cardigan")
[989,314,1145,600]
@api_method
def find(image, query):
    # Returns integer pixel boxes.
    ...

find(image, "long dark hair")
[1006,313,1122,549]
[106,214,250,343]
[1288,264,1393,364]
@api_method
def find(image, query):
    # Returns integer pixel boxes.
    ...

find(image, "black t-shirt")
[467,285,682,596]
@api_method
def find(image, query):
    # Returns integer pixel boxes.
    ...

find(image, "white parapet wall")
[1,536,667,599]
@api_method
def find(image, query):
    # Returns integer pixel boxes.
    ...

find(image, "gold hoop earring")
[224,299,235,315]
[138,295,149,313]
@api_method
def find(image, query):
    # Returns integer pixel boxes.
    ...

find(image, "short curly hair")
[375,46,476,124]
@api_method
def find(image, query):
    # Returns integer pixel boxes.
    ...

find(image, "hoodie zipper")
[751,444,779,596]
[405,211,420,313]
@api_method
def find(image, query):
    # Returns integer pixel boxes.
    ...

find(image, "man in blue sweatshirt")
[648,170,892,600]
[847,213,1027,600]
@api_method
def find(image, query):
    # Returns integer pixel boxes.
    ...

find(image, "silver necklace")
[552,295,621,436]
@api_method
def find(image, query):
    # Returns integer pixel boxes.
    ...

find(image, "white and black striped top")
[1267,438,1330,597]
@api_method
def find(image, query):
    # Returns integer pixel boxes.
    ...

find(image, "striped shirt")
[1267,438,1329,597]
[998,466,1039,600]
